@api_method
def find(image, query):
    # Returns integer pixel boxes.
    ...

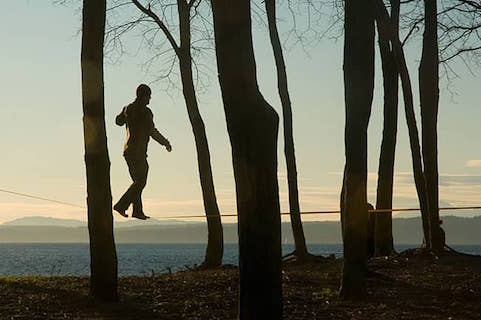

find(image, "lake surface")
[0,243,479,276]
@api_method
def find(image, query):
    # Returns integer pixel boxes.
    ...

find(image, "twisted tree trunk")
[339,0,375,299]
[211,0,282,317]
[265,0,308,261]
[375,0,400,257]
[419,0,443,252]
[81,0,118,302]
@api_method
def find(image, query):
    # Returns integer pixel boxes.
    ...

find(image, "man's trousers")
[115,156,149,215]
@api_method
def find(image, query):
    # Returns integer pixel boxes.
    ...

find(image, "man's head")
[136,84,152,105]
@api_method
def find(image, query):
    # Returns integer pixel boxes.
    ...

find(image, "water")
[0,243,479,276]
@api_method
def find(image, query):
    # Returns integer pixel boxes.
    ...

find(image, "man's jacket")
[116,100,169,158]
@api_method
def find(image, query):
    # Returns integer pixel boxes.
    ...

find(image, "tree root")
[282,250,336,264]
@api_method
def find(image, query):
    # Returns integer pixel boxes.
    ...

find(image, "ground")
[0,250,480,319]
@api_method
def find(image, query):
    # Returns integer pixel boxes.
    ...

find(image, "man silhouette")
[114,84,172,220]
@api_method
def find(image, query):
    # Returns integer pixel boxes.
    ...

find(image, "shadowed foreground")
[0,251,480,319]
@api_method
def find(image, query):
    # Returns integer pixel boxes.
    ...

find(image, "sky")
[0,1,481,225]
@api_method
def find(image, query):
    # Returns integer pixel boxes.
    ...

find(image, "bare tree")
[399,0,480,251]
[419,0,443,252]
[211,0,282,317]
[285,0,433,251]
[339,0,375,299]
[81,0,118,301]
[265,0,309,262]
[374,0,432,247]
[402,0,481,72]
[375,0,400,257]
[283,2,478,254]
[398,0,480,251]
[438,0,481,68]
[108,0,224,267]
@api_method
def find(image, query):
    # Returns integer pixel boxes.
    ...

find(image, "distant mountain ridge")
[2,216,195,228]
[0,215,480,245]
[2,216,86,227]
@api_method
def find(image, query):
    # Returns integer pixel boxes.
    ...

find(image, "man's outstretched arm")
[151,128,172,152]
[116,108,126,126]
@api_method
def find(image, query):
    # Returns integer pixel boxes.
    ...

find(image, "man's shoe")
[132,212,150,220]
[113,204,128,218]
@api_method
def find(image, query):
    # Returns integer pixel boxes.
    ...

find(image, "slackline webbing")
[1,187,480,220]
[156,206,481,219]
[0,188,85,209]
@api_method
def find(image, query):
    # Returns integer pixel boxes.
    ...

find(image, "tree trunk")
[367,203,376,259]
[339,0,375,299]
[81,0,118,302]
[211,0,282,318]
[374,0,400,257]
[265,0,308,260]
[375,0,431,247]
[419,0,443,252]
[177,0,223,268]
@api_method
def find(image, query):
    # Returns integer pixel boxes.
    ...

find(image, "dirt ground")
[0,250,480,319]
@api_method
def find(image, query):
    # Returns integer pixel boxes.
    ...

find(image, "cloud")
[439,174,481,186]
[466,160,481,168]
[3,169,481,224]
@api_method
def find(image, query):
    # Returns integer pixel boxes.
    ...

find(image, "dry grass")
[1,251,480,319]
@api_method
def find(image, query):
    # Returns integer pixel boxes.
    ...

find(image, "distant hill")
[2,216,194,228]
[0,215,480,244]
[2,216,86,228]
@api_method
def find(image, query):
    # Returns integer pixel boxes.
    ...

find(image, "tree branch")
[441,45,481,63]
[188,0,197,9]
[131,0,181,56]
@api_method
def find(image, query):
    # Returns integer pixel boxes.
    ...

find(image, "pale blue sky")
[0,1,480,224]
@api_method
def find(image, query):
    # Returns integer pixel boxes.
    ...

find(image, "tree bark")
[375,0,431,247]
[339,0,375,299]
[177,0,223,267]
[81,0,118,302]
[265,0,308,260]
[419,0,443,252]
[211,0,282,318]
[374,0,400,257]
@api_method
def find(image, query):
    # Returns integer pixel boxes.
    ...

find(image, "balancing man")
[114,84,172,220]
